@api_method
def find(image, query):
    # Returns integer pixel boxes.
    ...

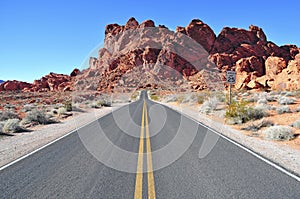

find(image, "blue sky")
[0,0,299,82]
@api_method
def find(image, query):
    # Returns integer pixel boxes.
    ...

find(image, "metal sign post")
[226,71,236,105]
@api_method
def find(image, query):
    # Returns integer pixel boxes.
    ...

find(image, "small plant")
[295,106,300,112]
[150,94,159,101]
[276,105,291,114]
[263,126,294,141]
[21,104,35,112]
[21,109,54,125]
[96,100,112,107]
[162,95,177,103]
[225,100,266,124]
[278,96,296,105]
[131,91,140,101]
[57,107,67,115]
[197,95,205,104]
[199,97,220,114]
[291,119,300,129]
[63,100,72,111]
[0,111,19,121]
[241,119,273,131]
[177,95,185,103]
[3,119,23,133]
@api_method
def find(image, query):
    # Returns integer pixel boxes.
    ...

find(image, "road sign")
[226,71,236,84]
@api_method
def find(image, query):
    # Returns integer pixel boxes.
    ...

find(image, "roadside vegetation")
[156,89,299,142]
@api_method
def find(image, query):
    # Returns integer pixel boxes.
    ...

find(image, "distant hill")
[0,80,4,84]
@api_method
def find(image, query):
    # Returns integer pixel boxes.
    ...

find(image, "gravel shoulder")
[0,104,127,168]
[160,102,300,176]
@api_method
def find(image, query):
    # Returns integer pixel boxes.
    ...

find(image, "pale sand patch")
[0,104,127,168]
[160,102,300,176]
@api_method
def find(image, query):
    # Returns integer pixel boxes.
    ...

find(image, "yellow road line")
[134,101,145,199]
[134,100,156,199]
[145,100,156,199]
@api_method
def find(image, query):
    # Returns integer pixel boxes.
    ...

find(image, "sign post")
[226,71,236,105]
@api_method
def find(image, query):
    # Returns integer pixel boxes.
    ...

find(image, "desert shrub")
[263,126,294,141]
[284,91,299,97]
[0,111,19,121]
[3,119,23,133]
[88,101,101,109]
[21,109,54,125]
[197,95,205,104]
[177,95,185,103]
[278,96,296,105]
[225,100,266,124]
[57,107,67,115]
[199,97,220,114]
[21,104,35,112]
[150,94,159,101]
[241,92,250,97]
[131,91,140,101]
[96,100,112,107]
[257,98,268,104]
[162,95,177,103]
[291,119,300,129]
[295,106,300,112]
[63,100,72,111]
[241,119,273,131]
[71,104,84,112]
[276,105,291,114]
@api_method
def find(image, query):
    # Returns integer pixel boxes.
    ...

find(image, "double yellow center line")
[134,100,156,199]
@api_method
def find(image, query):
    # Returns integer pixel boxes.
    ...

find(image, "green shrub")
[225,100,266,124]
[263,126,294,141]
[3,119,23,133]
[150,94,159,101]
[57,107,67,115]
[63,100,72,111]
[197,95,205,104]
[21,109,54,125]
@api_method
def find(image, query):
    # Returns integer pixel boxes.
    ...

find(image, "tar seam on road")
[134,100,157,199]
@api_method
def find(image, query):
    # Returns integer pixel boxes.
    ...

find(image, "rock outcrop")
[0,71,78,92]
[75,17,299,92]
[2,18,300,92]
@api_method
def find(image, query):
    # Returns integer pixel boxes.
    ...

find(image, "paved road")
[0,91,299,198]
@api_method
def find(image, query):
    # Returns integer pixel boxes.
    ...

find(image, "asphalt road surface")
[0,91,299,198]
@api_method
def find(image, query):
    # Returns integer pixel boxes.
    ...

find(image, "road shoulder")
[160,102,300,177]
[0,104,126,168]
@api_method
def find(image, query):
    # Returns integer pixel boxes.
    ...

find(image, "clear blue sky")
[1,0,299,82]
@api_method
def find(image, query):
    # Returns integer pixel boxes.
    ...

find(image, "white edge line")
[153,100,300,182]
[0,105,126,172]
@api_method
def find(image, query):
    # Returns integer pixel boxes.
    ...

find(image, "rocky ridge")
[1,18,300,92]
[0,69,80,92]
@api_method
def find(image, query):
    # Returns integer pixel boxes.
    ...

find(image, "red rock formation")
[0,80,32,91]
[70,68,80,77]
[176,19,216,52]
[3,18,300,93]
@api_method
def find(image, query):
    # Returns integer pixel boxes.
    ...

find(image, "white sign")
[226,71,236,84]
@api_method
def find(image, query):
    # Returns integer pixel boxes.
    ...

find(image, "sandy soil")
[0,104,126,168]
